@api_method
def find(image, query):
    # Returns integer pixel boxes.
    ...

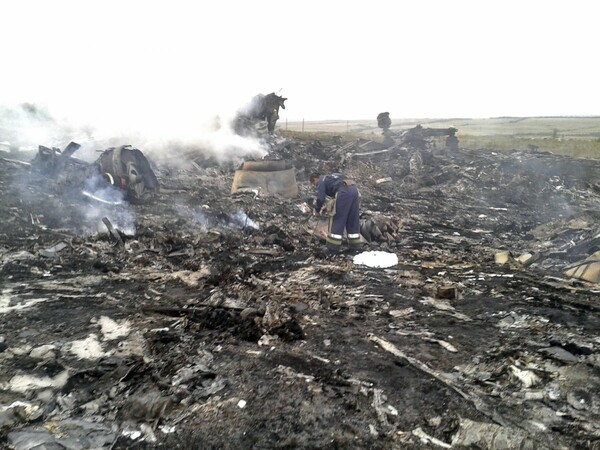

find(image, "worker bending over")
[310,172,362,253]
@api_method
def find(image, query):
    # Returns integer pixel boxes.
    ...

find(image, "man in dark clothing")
[310,172,362,252]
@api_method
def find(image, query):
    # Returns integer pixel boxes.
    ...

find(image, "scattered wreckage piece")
[367,334,504,425]
[400,124,459,151]
[28,142,159,202]
[436,285,457,300]
[95,145,160,201]
[375,112,460,150]
[352,146,397,160]
[376,112,392,132]
[451,418,550,450]
[233,92,287,136]
[30,142,94,190]
[496,221,600,284]
[30,141,84,175]
[1,130,600,448]
[38,241,69,258]
[7,421,116,450]
[102,217,125,246]
[495,250,540,269]
[231,160,298,198]
[412,427,451,448]
[340,125,460,166]
[303,216,369,245]
[0,157,32,169]
[302,203,398,246]
[564,251,600,284]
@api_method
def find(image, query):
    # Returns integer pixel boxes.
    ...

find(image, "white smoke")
[0,98,271,165]
[175,205,259,231]
[0,103,92,153]
[83,203,136,237]
[81,176,136,235]
[230,210,260,230]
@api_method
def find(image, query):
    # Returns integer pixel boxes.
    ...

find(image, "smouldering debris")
[0,131,599,449]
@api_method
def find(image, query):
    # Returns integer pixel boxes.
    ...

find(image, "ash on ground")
[1,133,599,450]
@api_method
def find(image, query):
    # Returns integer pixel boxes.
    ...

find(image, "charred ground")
[0,136,599,449]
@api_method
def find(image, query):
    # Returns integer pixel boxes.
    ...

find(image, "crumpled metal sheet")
[231,164,298,197]
[95,145,160,200]
[451,418,548,449]
[8,420,116,450]
[564,251,600,284]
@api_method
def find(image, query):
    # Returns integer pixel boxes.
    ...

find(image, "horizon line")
[284,115,600,122]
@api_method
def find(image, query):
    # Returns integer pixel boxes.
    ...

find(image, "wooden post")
[302,119,304,132]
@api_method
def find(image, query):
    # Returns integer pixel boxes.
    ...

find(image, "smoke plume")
[0,99,270,165]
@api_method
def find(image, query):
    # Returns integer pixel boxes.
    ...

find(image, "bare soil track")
[0,140,599,449]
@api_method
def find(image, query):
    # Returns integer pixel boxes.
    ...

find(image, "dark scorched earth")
[0,137,599,449]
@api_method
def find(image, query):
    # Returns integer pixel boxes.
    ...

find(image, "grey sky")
[1,0,598,135]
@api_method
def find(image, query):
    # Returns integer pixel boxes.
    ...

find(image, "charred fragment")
[95,145,159,201]
[376,112,392,132]
[231,159,298,197]
[375,112,459,150]
[30,142,92,187]
[233,92,287,136]
[101,217,125,246]
[401,124,459,151]
[29,142,158,202]
[0,124,599,450]
[341,116,461,167]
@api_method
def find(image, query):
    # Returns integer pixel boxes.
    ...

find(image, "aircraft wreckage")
[232,92,287,137]
[5,142,160,204]
[0,116,599,449]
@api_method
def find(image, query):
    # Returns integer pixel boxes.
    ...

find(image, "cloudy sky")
[1,0,598,133]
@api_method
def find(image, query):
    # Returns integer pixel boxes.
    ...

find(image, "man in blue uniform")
[310,172,362,253]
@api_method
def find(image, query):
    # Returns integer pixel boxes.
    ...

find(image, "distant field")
[280,117,600,159]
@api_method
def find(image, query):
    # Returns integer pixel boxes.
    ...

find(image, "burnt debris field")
[1,125,599,449]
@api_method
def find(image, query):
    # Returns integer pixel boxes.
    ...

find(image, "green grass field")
[281,117,600,159]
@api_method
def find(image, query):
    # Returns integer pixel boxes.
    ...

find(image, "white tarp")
[353,251,398,268]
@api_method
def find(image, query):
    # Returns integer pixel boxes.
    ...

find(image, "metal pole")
[302,119,305,132]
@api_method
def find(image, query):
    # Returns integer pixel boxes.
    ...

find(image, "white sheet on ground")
[353,251,398,268]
